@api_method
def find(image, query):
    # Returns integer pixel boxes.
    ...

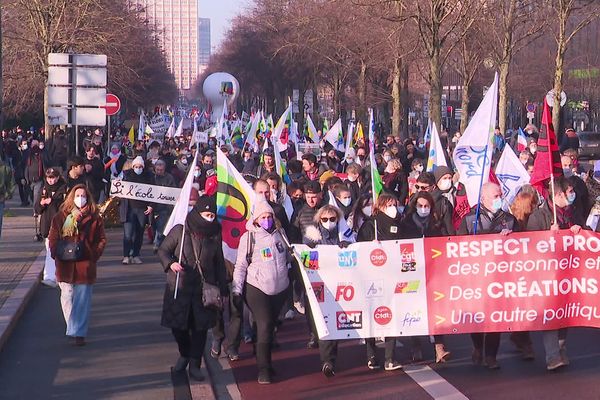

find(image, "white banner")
[296,240,429,340]
[110,179,181,205]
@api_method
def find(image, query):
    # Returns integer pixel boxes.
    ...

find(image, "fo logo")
[370,249,387,267]
[374,306,393,325]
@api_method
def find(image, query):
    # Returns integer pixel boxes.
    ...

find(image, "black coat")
[399,212,446,239]
[34,179,67,237]
[157,224,227,331]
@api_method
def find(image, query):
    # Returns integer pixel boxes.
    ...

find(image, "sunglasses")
[415,185,430,190]
[320,217,337,223]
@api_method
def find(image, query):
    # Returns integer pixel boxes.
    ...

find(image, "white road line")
[404,365,469,400]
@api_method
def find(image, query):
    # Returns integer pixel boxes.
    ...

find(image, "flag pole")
[473,144,489,235]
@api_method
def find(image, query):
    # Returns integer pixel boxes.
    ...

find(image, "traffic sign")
[526,103,536,113]
[546,90,567,107]
[103,94,121,116]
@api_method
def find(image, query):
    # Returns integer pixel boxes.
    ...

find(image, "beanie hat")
[196,195,216,213]
[252,199,274,221]
[433,166,452,183]
[132,156,145,167]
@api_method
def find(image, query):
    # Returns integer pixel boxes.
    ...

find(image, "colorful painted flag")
[324,118,345,152]
[216,147,256,263]
[453,73,498,206]
[305,114,320,143]
[354,122,364,144]
[272,103,293,152]
[426,122,448,172]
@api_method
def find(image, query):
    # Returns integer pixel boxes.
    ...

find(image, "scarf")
[554,203,575,229]
[61,206,87,237]
[186,207,221,238]
[411,213,430,236]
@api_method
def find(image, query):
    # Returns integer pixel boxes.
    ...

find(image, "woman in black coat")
[158,195,227,381]
[34,167,67,287]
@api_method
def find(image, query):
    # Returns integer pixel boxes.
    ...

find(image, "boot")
[188,359,204,381]
[174,357,189,372]
[435,344,451,363]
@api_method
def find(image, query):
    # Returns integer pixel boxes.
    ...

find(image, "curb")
[0,249,45,352]
[196,331,242,400]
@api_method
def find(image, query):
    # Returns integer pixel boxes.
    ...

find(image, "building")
[133,0,199,94]
[198,18,211,75]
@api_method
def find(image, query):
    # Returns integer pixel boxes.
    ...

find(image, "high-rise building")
[133,0,198,93]
[198,18,211,75]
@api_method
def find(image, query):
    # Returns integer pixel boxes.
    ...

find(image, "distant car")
[577,131,600,160]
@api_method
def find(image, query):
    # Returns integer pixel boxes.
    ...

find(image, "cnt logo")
[370,249,387,267]
[311,282,325,302]
[300,250,319,270]
[335,283,355,301]
[365,280,384,298]
[336,311,363,330]
[394,281,420,294]
[374,306,393,325]
[338,250,357,268]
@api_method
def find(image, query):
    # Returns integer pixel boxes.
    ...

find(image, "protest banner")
[110,179,180,205]
[296,142,321,160]
[298,230,600,340]
[148,114,171,143]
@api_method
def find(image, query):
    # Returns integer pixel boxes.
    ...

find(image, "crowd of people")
[0,117,598,385]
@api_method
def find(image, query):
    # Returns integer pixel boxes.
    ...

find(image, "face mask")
[438,178,452,191]
[358,155,365,161]
[203,162,212,169]
[415,165,424,172]
[202,214,215,222]
[563,168,573,178]
[21,145,27,150]
[259,218,274,231]
[133,167,143,175]
[384,206,397,219]
[111,148,120,155]
[567,192,576,205]
[529,146,537,154]
[180,159,188,165]
[39,144,44,150]
[340,198,352,207]
[74,197,87,209]
[363,206,372,216]
[416,206,431,217]
[491,198,502,213]
[527,129,533,135]
[321,221,336,231]
[383,155,391,162]
[194,170,201,178]
[188,206,194,213]
[347,175,357,182]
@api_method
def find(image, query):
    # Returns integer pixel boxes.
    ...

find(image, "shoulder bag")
[190,236,223,311]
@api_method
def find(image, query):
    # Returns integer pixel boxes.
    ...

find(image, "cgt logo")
[374,306,393,325]
[338,251,357,268]
[365,280,384,298]
[335,284,355,301]
[336,311,363,330]
[394,281,420,294]
[400,243,417,271]
[370,249,387,267]
[300,250,319,270]
[312,282,325,302]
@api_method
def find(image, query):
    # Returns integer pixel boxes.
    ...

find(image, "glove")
[338,241,351,248]
[20,179,26,185]
[307,241,317,249]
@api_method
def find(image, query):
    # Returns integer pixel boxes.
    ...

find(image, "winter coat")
[290,203,320,243]
[382,170,408,205]
[399,212,446,239]
[34,179,67,237]
[157,224,227,331]
[357,212,403,242]
[48,209,107,284]
[118,169,153,223]
[153,172,177,213]
[0,161,14,202]
[232,220,290,296]
[25,151,44,183]
[457,206,516,236]
[526,202,583,232]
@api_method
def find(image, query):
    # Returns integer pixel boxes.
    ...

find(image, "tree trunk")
[498,60,510,134]
[298,87,305,138]
[429,50,442,132]
[332,72,341,121]
[401,63,409,138]
[553,29,567,133]
[460,76,470,133]
[391,56,401,137]
[357,60,367,124]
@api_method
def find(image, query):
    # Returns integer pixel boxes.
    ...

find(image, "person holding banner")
[458,182,516,370]
[232,200,291,385]
[526,176,583,371]
[157,195,227,381]
[356,193,403,370]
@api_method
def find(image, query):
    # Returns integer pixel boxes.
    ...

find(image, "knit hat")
[132,156,145,167]
[252,199,274,221]
[196,195,216,213]
[433,166,453,183]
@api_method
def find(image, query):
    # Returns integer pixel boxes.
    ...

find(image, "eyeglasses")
[320,217,337,223]
[415,185,431,191]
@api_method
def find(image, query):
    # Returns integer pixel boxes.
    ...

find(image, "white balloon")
[202,72,240,121]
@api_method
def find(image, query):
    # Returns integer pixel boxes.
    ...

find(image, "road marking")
[404,365,469,400]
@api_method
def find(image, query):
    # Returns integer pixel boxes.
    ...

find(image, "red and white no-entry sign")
[103,94,121,116]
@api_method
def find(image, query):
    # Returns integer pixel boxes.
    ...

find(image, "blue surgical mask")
[567,192,576,205]
[491,198,503,213]
[133,167,143,175]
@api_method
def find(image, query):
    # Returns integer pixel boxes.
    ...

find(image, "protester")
[65,156,88,192]
[48,184,106,346]
[0,157,15,239]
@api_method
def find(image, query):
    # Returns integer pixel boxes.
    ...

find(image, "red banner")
[425,230,600,334]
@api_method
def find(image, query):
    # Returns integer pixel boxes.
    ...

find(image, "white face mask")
[194,170,201,178]
[202,215,215,223]
[529,146,537,154]
[39,144,44,150]
[340,198,352,207]
[384,206,397,219]
[74,197,87,209]
[415,165,424,172]
[383,155,391,162]
[362,206,372,216]
[21,145,28,150]
[133,167,143,175]
[347,175,358,182]
[438,178,452,191]
[321,221,336,231]
[416,206,431,217]
[188,206,194,213]
[181,158,188,165]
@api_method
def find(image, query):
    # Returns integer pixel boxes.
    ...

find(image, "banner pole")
[473,144,489,235]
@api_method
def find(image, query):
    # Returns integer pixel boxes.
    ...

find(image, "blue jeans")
[123,207,147,257]
[0,201,4,239]
[58,283,93,337]
[543,328,568,364]
[153,209,171,247]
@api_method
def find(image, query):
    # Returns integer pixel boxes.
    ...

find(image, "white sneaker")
[294,301,305,315]
[284,309,296,320]
[122,257,131,265]
[131,256,143,264]
[41,279,57,288]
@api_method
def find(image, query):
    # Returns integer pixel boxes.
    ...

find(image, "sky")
[198,0,250,51]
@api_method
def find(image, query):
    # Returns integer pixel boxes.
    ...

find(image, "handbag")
[190,237,223,311]
[55,240,85,261]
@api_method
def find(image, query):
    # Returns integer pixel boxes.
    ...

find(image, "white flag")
[272,103,293,152]
[138,112,146,140]
[166,118,175,139]
[324,118,344,152]
[453,73,498,206]
[426,122,448,172]
[306,114,320,143]
[244,111,260,150]
[495,145,530,211]
[344,121,355,162]
[174,118,184,138]
[163,149,200,236]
